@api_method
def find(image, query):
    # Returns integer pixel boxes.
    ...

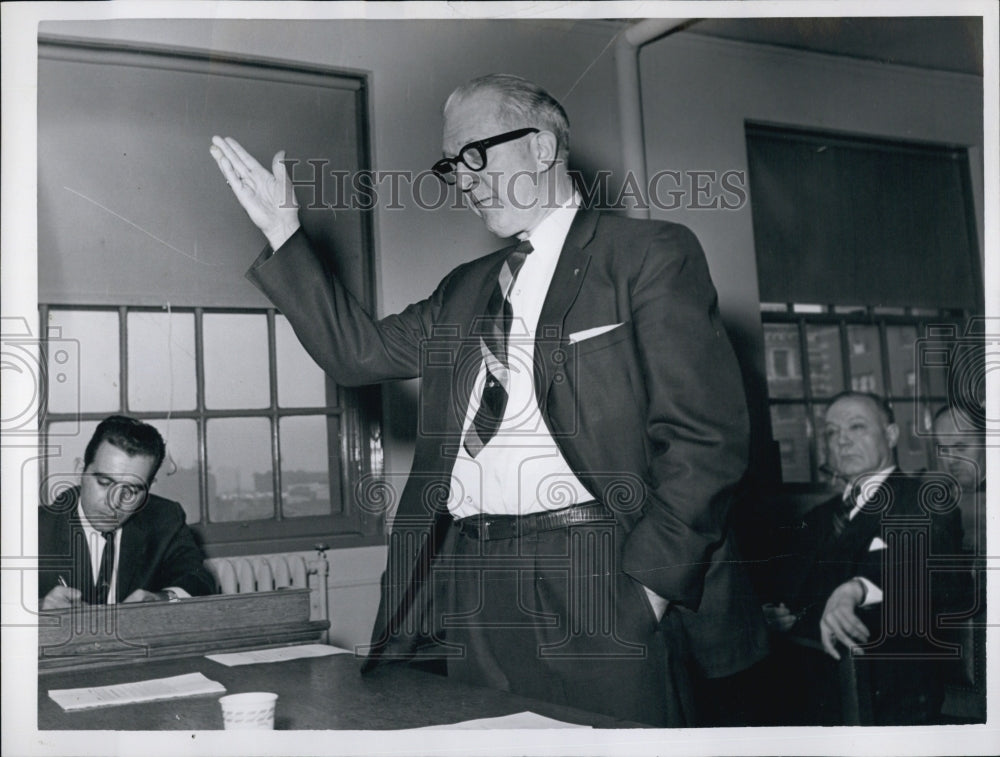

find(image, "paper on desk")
[417,711,592,729]
[205,643,353,666]
[48,672,226,711]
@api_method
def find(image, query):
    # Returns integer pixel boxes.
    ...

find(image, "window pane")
[127,311,196,411]
[207,417,273,522]
[275,316,327,408]
[886,325,918,398]
[763,324,803,399]
[893,401,929,473]
[43,420,100,503]
[805,325,844,398]
[847,325,883,394]
[770,404,812,482]
[203,313,269,409]
[146,418,200,524]
[46,310,119,413]
[918,319,966,399]
[280,415,334,518]
[922,359,950,399]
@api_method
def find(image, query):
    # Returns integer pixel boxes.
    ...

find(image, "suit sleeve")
[246,228,450,386]
[149,502,216,597]
[620,223,750,609]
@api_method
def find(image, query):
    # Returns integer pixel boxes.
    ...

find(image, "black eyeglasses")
[432,128,539,185]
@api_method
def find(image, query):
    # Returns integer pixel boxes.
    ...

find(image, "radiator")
[204,552,330,642]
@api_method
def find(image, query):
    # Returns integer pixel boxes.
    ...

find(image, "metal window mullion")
[39,304,51,492]
[916,315,934,461]
[119,306,128,412]
[43,407,333,423]
[794,315,822,482]
[267,309,282,522]
[838,318,853,395]
[194,307,209,526]
[877,318,894,403]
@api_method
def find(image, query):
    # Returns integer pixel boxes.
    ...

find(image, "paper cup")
[219,692,278,730]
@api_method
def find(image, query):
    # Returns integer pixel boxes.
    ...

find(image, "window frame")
[39,303,385,557]
[761,304,971,487]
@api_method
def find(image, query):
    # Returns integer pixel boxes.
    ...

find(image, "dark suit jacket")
[782,471,963,622]
[778,470,964,724]
[247,209,767,678]
[38,488,215,601]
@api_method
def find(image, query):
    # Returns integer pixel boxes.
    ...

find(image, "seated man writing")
[764,391,963,725]
[39,415,215,609]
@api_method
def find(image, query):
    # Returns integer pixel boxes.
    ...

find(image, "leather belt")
[455,502,612,541]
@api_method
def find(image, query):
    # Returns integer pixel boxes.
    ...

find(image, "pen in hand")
[57,575,69,587]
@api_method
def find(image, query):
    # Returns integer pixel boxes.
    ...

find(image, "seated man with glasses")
[39,415,215,610]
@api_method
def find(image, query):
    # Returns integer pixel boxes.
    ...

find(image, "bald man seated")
[763,391,963,725]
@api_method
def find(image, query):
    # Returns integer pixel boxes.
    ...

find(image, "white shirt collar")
[76,502,118,537]
[518,194,580,254]
[843,465,896,516]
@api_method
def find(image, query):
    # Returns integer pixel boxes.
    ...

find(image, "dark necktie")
[464,240,533,457]
[95,530,116,604]
[831,485,861,539]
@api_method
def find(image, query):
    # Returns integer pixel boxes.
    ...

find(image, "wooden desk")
[38,652,644,730]
[39,590,327,672]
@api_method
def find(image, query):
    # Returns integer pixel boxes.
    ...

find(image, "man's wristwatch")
[160,589,180,603]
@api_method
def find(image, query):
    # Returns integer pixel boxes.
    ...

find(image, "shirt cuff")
[856,576,882,606]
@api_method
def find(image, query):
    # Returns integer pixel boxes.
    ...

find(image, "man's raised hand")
[210,136,300,251]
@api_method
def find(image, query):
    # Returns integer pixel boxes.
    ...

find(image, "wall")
[36,20,985,648]
[638,31,985,475]
[39,18,627,650]
[39,17,627,484]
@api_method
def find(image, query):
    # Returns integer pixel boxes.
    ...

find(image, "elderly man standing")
[210,74,765,726]
[764,392,963,725]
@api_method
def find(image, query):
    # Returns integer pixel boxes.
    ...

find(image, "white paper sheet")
[416,711,592,729]
[204,643,353,667]
[48,672,226,711]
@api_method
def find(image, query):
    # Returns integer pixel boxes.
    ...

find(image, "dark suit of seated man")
[39,415,215,610]
[762,392,964,726]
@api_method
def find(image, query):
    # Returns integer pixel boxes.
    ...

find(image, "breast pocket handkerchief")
[568,322,623,344]
[868,536,888,551]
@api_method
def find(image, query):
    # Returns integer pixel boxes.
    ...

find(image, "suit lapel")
[116,514,146,600]
[440,210,601,451]
[448,251,515,435]
[840,477,896,558]
[66,513,96,595]
[533,209,598,406]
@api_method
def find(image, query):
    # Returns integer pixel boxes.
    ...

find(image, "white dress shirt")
[77,503,190,603]
[449,198,593,518]
[78,503,122,604]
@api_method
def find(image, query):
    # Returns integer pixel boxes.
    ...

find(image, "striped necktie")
[832,484,861,539]
[464,240,533,457]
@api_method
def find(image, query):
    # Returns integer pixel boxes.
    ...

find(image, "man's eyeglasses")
[432,128,539,185]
